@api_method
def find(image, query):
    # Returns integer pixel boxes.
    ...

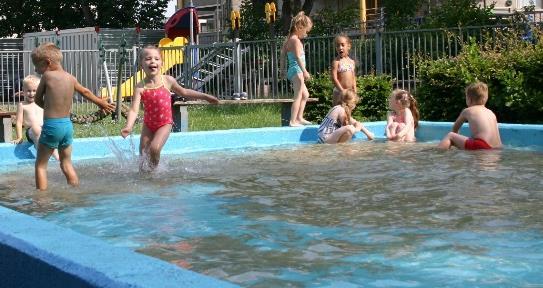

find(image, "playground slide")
[100,37,188,99]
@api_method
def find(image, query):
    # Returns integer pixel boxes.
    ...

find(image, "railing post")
[271,39,278,98]
[233,39,242,99]
[114,34,127,121]
[375,30,383,75]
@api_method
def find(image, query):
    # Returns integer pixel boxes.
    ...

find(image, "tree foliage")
[416,29,543,123]
[237,0,316,39]
[422,0,495,28]
[0,0,168,38]
[382,0,426,30]
[310,4,359,36]
[239,0,273,40]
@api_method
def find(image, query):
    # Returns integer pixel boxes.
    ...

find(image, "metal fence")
[0,24,536,114]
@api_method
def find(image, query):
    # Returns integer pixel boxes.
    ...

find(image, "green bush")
[416,31,543,123]
[305,72,392,123]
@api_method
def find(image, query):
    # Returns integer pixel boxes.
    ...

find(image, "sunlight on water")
[1,142,542,287]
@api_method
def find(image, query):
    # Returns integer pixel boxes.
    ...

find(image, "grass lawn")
[73,103,282,138]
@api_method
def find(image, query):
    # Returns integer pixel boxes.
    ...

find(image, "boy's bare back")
[459,105,502,148]
[38,70,77,119]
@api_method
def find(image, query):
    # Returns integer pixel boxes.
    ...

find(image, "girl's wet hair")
[391,89,420,128]
[340,89,359,126]
[139,45,162,62]
[289,11,313,35]
[334,33,352,47]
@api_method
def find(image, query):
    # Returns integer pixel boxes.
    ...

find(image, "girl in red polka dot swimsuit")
[121,46,219,171]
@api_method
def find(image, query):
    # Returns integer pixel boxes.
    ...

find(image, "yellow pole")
[177,0,184,9]
[360,0,366,33]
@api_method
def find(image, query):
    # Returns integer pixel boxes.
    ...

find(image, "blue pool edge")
[1,121,542,287]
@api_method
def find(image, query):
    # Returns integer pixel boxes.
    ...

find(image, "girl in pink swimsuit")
[385,89,420,142]
[121,46,219,171]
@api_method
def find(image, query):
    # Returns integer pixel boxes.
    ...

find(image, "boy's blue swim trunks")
[39,117,73,149]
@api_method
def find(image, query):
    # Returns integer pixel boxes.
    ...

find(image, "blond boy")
[32,42,115,190]
[438,82,502,150]
[12,75,59,160]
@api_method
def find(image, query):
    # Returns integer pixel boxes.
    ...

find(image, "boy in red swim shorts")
[438,81,502,150]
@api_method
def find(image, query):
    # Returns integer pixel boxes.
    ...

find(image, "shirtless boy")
[12,75,59,160]
[32,42,115,190]
[438,82,502,150]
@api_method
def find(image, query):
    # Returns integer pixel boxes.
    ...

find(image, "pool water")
[1,142,542,287]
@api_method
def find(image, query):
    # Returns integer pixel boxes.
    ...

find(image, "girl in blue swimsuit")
[280,11,313,127]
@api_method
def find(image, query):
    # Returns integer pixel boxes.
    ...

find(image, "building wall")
[479,0,542,11]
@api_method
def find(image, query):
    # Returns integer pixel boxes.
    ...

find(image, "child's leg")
[325,125,356,144]
[141,124,172,170]
[58,145,79,187]
[29,126,41,151]
[438,132,468,149]
[33,126,60,161]
[289,75,304,126]
[139,125,154,170]
[394,123,407,141]
[395,123,406,134]
[386,123,398,139]
[35,143,55,190]
[52,149,60,161]
[296,82,311,125]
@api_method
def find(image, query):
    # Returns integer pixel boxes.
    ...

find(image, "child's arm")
[451,110,467,133]
[72,76,115,113]
[350,117,362,132]
[385,112,394,139]
[394,109,414,139]
[330,59,343,91]
[12,103,24,144]
[352,117,374,140]
[34,78,46,108]
[293,40,310,80]
[167,76,219,104]
[121,86,142,138]
[351,60,357,94]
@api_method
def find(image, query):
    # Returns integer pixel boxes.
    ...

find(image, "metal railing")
[0,24,534,114]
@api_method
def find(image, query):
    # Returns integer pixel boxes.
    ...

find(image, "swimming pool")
[1,122,542,287]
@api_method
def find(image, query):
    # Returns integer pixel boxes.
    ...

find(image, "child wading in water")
[331,34,357,106]
[317,89,374,144]
[386,89,420,142]
[121,46,219,171]
[438,82,502,150]
[32,42,115,190]
[12,75,59,160]
[280,11,313,126]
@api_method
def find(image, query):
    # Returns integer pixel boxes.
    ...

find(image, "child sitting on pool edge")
[317,89,374,144]
[121,46,219,171]
[438,81,502,150]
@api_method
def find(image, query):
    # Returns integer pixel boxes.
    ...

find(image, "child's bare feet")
[299,119,312,125]
[289,121,303,127]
